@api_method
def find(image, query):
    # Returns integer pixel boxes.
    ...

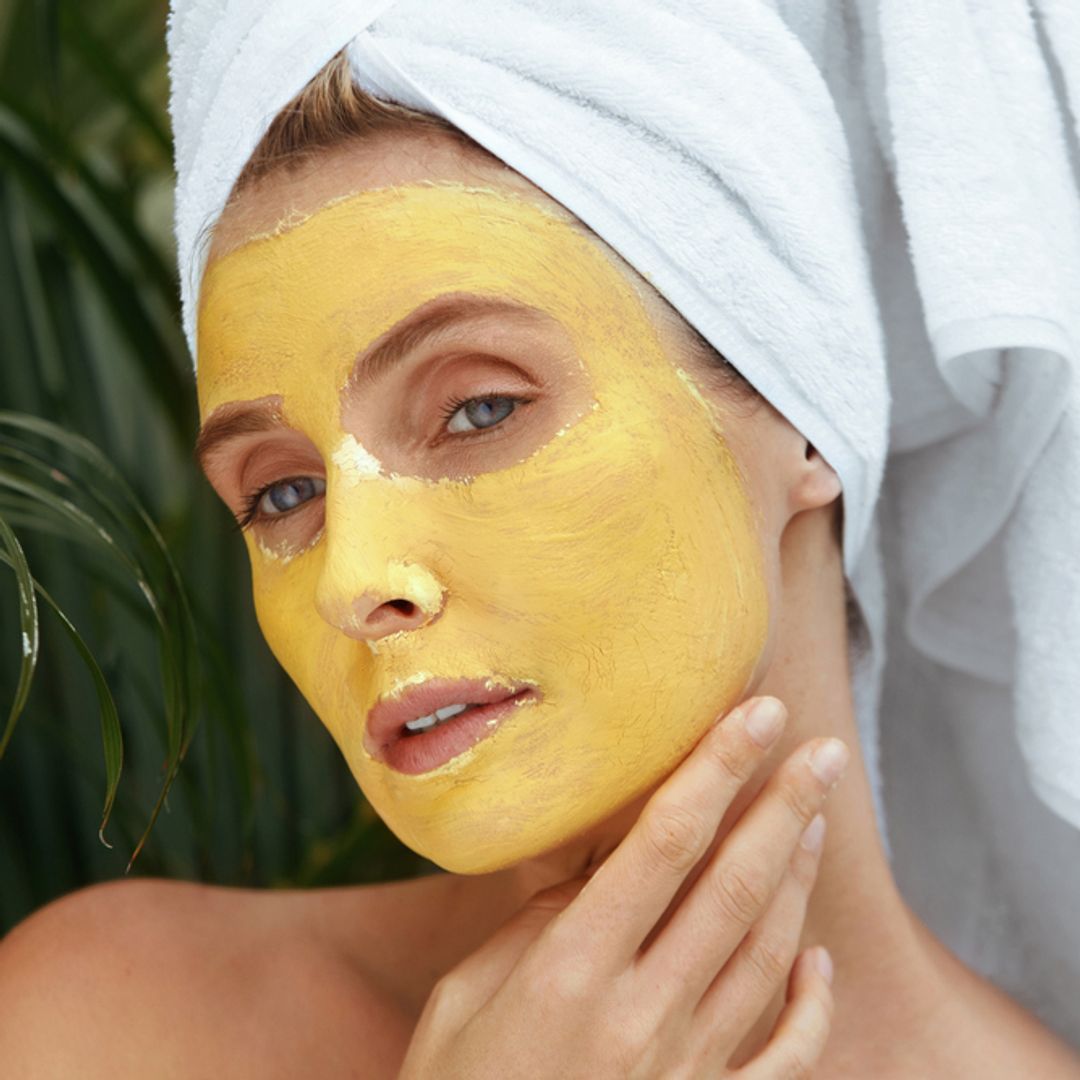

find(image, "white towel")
[168,0,1080,1038]
[860,0,1080,831]
[170,0,892,818]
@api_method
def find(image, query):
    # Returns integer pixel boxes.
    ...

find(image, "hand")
[398,696,847,1079]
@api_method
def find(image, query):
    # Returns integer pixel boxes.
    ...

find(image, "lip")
[366,677,541,775]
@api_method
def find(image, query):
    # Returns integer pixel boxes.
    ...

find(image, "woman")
[3,2,1080,1076]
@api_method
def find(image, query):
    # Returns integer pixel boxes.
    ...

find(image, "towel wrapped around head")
[168,0,1080,1035]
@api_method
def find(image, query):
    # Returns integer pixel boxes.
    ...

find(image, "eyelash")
[435,390,531,431]
[235,391,532,532]
[236,477,314,532]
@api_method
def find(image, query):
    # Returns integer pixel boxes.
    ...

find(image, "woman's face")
[197,134,772,874]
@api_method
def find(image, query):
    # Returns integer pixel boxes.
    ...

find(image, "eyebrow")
[345,293,553,390]
[195,401,286,471]
[195,293,553,468]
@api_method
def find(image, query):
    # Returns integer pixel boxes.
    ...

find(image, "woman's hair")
[234,51,479,190]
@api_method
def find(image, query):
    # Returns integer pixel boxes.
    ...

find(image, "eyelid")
[234,434,322,494]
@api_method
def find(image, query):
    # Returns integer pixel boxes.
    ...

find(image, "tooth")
[404,702,480,734]
[405,713,438,732]
[435,703,469,721]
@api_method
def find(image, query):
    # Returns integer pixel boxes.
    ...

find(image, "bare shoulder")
[0,877,416,1079]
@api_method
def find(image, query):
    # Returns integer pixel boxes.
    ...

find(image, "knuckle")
[775,768,820,824]
[642,803,707,874]
[787,844,822,891]
[710,859,772,925]
[743,929,795,988]
[700,735,748,787]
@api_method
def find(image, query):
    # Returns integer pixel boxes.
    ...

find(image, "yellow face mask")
[198,182,769,874]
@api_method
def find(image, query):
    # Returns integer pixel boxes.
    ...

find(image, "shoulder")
[0,878,412,1079]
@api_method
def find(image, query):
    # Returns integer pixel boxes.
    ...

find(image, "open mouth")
[371,684,540,775]
[400,692,531,735]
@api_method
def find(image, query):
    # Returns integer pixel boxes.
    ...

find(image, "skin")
[196,179,771,874]
[1,130,1078,1078]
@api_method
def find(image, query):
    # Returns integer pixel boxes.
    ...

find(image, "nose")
[315,552,446,643]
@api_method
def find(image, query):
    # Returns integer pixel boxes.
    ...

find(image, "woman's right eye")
[238,475,326,529]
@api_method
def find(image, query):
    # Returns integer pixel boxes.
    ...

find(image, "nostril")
[364,598,424,628]
[331,586,444,641]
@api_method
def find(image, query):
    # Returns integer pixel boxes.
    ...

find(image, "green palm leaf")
[0,0,429,933]
[0,516,39,757]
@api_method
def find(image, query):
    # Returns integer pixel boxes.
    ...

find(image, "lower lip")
[381,689,539,775]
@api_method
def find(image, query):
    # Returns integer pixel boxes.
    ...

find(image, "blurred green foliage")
[0,0,429,933]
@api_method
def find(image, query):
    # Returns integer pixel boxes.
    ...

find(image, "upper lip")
[365,677,538,754]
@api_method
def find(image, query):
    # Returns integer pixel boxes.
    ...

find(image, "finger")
[634,733,847,1005]
[692,812,826,1049]
[736,946,835,1080]
[550,696,789,972]
[430,876,591,1017]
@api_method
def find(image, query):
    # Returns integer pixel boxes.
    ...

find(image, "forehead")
[195,192,695,454]
[196,130,698,424]
[208,128,575,263]
[204,126,692,345]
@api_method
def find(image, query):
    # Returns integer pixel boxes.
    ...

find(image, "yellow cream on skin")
[197,182,769,874]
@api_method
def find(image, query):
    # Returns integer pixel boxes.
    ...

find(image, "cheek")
[450,397,767,637]
[247,545,368,745]
[356,415,768,872]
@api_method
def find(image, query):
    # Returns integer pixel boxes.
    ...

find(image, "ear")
[788,439,842,515]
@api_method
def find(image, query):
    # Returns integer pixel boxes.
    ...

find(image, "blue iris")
[462,397,515,429]
[262,476,326,515]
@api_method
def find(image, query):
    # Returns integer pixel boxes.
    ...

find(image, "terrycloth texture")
[169,0,888,573]
[167,0,1080,1040]
[854,0,1080,832]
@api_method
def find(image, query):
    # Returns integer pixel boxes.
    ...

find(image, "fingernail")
[810,739,850,786]
[814,947,834,985]
[799,812,826,853]
[745,698,785,748]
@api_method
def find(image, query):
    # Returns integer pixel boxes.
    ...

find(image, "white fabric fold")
[168,0,1080,1039]
[853,0,1080,830]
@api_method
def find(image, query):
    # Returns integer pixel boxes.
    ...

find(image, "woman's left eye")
[238,475,326,529]
[440,394,531,436]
